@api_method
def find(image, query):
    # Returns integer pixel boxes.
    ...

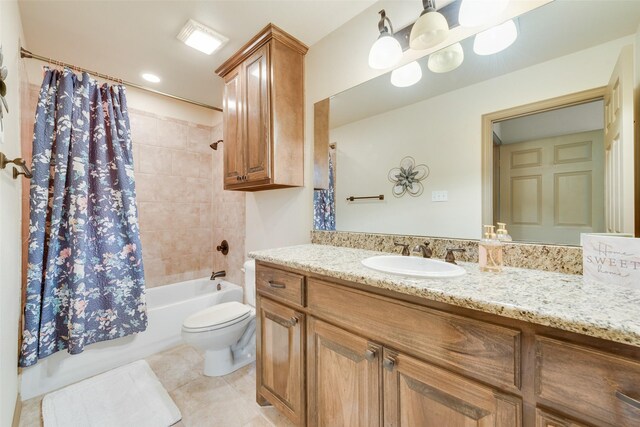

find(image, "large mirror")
[314,0,640,246]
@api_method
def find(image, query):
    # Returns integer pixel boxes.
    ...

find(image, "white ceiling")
[18,0,378,109]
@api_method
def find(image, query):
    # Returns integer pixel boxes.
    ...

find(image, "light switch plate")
[432,190,448,202]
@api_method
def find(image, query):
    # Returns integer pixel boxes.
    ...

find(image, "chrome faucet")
[411,242,432,258]
[210,270,226,280]
[394,242,410,256]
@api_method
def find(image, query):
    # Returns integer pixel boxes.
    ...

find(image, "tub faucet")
[210,270,226,280]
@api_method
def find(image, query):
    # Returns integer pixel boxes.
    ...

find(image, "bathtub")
[20,277,242,400]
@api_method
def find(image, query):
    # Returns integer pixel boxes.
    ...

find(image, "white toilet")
[182,260,257,377]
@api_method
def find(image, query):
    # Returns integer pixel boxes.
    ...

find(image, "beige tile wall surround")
[310,230,583,275]
[21,84,246,291]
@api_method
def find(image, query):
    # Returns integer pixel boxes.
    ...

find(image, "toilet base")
[203,346,255,377]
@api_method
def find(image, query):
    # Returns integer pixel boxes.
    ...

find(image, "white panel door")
[499,130,604,245]
[604,45,635,234]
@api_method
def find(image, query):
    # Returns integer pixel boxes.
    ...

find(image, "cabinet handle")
[268,280,286,289]
[616,390,640,410]
[244,175,248,181]
[364,348,377,362]
[236,176,241,181]
[265,311,298,328]
[383,357,396,371]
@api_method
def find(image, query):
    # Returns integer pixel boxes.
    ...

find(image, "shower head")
[210,140,223,150]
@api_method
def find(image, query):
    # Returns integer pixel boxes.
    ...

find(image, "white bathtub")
[20,277,242,400]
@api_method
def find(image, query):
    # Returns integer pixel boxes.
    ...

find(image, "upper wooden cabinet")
[216,24,308,191]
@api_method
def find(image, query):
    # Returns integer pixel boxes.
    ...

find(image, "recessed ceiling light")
[141,73,161,83]
[177,19,228,55]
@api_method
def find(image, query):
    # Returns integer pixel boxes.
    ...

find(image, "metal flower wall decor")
[0,46,8,131]
[388,156,429,197]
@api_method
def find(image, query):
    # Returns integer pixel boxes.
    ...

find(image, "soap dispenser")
[479,225,503,273]
[496,222,512,242]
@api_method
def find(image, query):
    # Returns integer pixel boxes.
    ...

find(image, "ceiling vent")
[177,19,228,55]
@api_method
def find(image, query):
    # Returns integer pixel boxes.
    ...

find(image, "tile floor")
[18,345,295,427]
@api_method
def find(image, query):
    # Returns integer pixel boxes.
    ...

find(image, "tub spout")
[210,270,226,280]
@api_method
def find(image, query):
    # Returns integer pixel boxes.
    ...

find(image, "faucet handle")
[394,241,410,256]
[445,248,466,264]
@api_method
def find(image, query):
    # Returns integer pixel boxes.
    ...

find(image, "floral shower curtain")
[313,148,336,230]
[19,68,147,367]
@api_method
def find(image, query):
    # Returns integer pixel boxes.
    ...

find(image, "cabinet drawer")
[536,336,640,426]
[307,279,521,391]
[256,265,305,307]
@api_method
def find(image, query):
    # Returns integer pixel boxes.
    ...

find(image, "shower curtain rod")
[20,48,222,112]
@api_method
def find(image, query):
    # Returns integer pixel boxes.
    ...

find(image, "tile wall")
[21,85,246,291]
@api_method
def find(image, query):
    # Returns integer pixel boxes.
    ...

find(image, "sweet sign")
[582,234,640,287]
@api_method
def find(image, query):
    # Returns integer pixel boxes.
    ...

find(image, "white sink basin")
[361,255,466,279]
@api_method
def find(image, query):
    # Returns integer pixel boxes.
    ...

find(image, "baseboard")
[12,393,22,427]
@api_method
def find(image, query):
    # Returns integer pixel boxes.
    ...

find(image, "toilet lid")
[183,302,251,331]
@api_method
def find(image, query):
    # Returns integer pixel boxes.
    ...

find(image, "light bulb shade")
[428,43,464,73]
[368,34,403,69]
[459,0,509,28]
[391,61,422,87]
[473,19,518,55]
[409,11,449,50]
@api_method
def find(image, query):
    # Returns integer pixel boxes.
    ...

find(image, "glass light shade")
[391,61,422,87]
[473,19,518,55]
[428,43,464,73]
[459,0,509,28]
[368,34,403,70]
[409,11,449,50]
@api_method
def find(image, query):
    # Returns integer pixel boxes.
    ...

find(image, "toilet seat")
[182,301,252,333]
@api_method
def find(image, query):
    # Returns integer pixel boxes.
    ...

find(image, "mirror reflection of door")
[493,46,634,246]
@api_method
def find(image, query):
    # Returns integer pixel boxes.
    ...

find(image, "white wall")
[243,0,550,252]
[0,0,25,424]
[24,60,222,127]
[331,36,632,238]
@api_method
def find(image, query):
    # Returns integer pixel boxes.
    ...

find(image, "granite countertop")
[249,244,640,347]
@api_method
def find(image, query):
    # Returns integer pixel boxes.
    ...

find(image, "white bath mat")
[42,360,181,427]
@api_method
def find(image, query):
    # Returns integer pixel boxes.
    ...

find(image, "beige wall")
[0,0,26,423]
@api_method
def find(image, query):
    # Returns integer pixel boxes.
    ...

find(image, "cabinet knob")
[383,357,396,371]
[364,348,377,362]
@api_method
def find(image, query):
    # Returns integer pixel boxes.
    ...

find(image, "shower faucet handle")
[216,240,229,255]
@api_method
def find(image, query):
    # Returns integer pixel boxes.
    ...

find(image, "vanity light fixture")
[391,61,422,87]
[428,42,464,73]
[409,0,449,50]
[368,10,403,70]
[459,0,510,28]
[177,19,228,55]
[473,19,518,55]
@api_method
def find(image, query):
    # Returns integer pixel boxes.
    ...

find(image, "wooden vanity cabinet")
[255,261,640,427]
[216,24,307,191]
[256,295,305,426]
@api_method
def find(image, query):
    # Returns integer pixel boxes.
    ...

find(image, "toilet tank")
[244,259,256,307]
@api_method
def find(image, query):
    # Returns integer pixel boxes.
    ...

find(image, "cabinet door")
[307,318,381,427]
[223,66,244,186]
[535,408,589,427]
[383,349,522,427]
[257,297,305,426]
[243,44,271,183]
